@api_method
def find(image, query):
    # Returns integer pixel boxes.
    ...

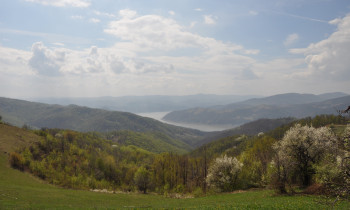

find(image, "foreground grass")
[0,154,349,209]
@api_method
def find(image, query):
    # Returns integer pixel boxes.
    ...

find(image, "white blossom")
[206,155,242,192]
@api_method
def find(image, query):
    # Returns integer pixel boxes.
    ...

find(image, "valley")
[136,111,236,131]
[2,1,350,208]
[0,93,349,209]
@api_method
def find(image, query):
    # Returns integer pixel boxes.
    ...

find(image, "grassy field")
[1,154,349,209]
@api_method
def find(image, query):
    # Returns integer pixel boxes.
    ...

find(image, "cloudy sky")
[1,0,350,98]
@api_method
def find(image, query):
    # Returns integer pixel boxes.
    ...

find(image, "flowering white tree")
[272,124,337,191]
[341,125,350,177]
[315,125,350,199]
[206,155,243,192]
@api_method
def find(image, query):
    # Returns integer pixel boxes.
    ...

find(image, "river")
[136,112,236,132]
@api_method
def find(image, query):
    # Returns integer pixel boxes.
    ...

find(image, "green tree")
[134,166,151,194]
[240,136,276,187]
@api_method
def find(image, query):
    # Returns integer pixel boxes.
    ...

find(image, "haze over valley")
[23,92,348,132]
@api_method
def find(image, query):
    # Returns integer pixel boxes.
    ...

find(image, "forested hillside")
[105,130,190,154]
[198,118,295,147]
[163,93,349,126]
[5,126,208,193]
[0,97,206,149]
[4,114,349,198]
[192,115,346,160]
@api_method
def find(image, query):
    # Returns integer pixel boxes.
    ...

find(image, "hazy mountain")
[28,94,260,113]
[163,93,349,126]
[227,92,348,106]
[196,118,295,147]
[0,97,206,148]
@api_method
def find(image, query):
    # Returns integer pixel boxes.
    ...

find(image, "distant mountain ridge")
[28,94,260,113]
[162,92,349,126]
[0,97,206,149]
[227,92,348,106]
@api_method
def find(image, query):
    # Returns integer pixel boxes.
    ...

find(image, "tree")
[206,155,242,192]
[240,136,276,187]
[272,124,337,192]
[134,166,151,194]
[315,125,350,199]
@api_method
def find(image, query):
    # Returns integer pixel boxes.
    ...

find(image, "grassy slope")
[0,123,41,154]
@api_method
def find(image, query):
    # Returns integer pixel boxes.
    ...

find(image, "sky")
[0,0,350,98]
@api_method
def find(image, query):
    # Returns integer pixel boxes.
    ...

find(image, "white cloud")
[71,15,84,20]
[25,0,90,8]
[105,10,252,55]
[119,9,138,19]
[329,17,342,25]
[89,18,101,23]
[0,28,91,46]
[290,13,350,80]
[29,42,65,76]
[0,46,32,76]
[284,33,299,46]
[52,42,65,46]
[94,10,116,18]
[243,49,260,55]
[169,11,175,16]
[105,11,203,50]
[239,68,259,80]
[249,10,258,16]
[195,8,203,12]
[189,21,197,28]
[204,15,217,25]
[0,10,282,98]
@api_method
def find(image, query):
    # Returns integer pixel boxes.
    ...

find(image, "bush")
[175,184,185,194]
[9,152,25,171]
[192,187,204,197]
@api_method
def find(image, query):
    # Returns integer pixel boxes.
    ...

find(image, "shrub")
[192,187,204,197]
[9,152,25,171]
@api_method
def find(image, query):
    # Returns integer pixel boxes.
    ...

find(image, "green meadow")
[1,154,349,209]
